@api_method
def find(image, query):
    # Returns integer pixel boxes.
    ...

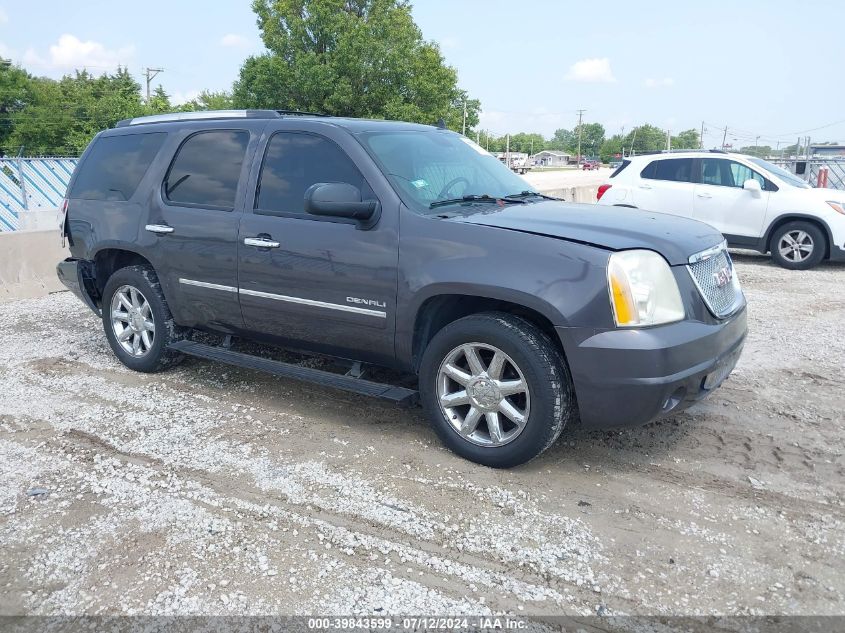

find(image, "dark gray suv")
[57,110,747,468]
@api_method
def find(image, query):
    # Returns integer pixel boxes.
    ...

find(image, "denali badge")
[347,296,387,308]
[712,266,733,288]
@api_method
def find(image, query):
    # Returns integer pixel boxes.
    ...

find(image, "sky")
[1,1,843,148]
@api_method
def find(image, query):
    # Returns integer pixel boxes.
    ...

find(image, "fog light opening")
[661,387,686,413]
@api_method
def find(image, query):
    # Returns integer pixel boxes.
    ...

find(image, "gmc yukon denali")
[57,110,747,468]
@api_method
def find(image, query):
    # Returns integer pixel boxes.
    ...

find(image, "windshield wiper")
[503,190,559,201]
[429,194,526,209]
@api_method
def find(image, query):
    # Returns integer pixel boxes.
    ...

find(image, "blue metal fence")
[0,157,78,231]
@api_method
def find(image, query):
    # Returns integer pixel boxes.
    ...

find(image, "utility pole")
[575,109,585,164]
[721,126,728,150]
[666,129,671,152]
[462,99,467,136]
[629,126,638,156]
[144,67,164,102]
[505,134,510,169]
[754,136,760,154]
[699,121,705,149]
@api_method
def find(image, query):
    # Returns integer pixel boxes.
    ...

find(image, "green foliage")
[178,90,235,112]
[738,145,773,158]
[672,128,699,149]
[6,67,147,155]
[547,128,575,151]
[233,0,479,132]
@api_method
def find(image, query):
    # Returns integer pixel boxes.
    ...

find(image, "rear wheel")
[419,312,576,468]
[101,265,186,372]
[770,221,826,270]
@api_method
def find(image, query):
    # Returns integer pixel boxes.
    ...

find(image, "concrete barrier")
[0,229,69,302]
[538,185,599,203]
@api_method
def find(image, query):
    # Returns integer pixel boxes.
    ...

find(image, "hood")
[446,201,724,265]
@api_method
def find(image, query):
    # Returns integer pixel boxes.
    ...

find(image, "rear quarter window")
[610,159,630,178]
[70,132,166,201]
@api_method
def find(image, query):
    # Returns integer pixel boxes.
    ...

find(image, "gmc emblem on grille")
[712,266,733,288]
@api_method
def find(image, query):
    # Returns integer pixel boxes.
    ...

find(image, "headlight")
[826,201,845,215]
[607,250,685,327]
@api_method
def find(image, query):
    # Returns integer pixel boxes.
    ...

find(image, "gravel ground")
[0,252,843,617]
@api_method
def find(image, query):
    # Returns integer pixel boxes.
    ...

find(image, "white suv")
[596,150,845,269]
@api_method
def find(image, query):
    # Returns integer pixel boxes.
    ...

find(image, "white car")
[596,150,845,269]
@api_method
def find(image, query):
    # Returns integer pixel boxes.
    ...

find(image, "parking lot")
[1,253,843,616]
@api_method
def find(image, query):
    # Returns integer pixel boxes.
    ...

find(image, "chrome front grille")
[687,243,743,318]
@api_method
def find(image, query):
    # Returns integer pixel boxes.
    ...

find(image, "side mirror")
[743,179,762,197]
[304,182,378,226]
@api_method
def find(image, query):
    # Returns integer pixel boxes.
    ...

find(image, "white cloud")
[0,8,9,25]
[23,34,135,71]
[220,33,250,48]
[644,77,674,88]
[564,58,615,83]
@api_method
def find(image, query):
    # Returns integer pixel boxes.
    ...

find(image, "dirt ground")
[0,252,843,617]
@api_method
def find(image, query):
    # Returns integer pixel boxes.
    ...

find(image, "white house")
[531,150,571,167]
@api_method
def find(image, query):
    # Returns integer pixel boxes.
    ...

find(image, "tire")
[101,265,186,372]
[419,312,576,468]
[770,221,826,270]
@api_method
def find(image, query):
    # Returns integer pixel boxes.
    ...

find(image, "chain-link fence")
[769,158,845,191]
[0,157,79,231]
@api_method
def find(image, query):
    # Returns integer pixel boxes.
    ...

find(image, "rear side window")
[164,130,249,209]
[70,132,166,201]
[610,159,630,178]
[255,132,371,217]
[641,158,693,183]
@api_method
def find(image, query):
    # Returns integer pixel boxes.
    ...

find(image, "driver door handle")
[696,192,712,199]
[145,224,174,234]
[638,184,652,190]
[244,237,280,249]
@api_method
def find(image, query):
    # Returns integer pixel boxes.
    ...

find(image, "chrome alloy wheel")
[778,230,814,263]
[436,343,530,447]
[110,285,155,357]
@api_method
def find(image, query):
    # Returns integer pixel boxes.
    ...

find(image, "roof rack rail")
[276,109,331,117]
[629,148,729,157]
[115,109,281,127]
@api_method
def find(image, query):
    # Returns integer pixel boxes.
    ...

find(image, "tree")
[547,128,575,152]
[575,122,605,158]
[738,145,773,158]
[625,124,667,154]
[671,128,699,150]
[178,90,234,112]
[233,0,479,132]
[7,67,146,155]
[148,85,172,113]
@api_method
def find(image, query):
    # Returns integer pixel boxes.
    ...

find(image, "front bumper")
[557,306,747,429]
[56,258,100,316]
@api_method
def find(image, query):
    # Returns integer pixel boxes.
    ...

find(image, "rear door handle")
[638,184,652,190]
[145,224,174,234]
[696,192,712,199]
[244,237,280,249]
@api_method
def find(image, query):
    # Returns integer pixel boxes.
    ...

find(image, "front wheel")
[770,221,826,270]
[419,312,576,468]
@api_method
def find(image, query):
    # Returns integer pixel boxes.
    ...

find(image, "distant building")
[810,144,845,158]
[531,150,571,167]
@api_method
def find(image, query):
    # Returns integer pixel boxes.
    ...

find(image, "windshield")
[749,157,811,189]
[356,129,536,212]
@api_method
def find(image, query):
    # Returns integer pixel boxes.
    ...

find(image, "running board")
[168,340,419,406]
